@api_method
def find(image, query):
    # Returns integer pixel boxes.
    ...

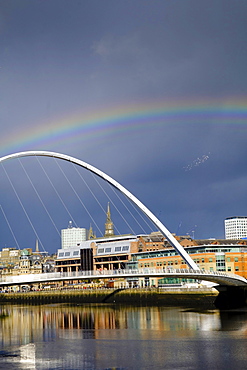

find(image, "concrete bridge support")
[214,286,247,309]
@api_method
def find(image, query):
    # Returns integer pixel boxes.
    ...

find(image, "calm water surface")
[0,303,247,370]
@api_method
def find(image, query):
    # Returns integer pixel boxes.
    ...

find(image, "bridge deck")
[0,268,246,287]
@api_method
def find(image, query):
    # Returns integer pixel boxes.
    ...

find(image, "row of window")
[140,261,240,272]
[58,245,131,258]
[140,256,240,267]
[56,259,80,265]
[97,246,129,254]
[58,250,80,258]
[194,257,239,263]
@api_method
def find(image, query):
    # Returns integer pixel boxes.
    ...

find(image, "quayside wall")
[0,288,218,309]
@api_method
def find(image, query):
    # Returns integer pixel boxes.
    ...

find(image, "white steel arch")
[0,150,199,270]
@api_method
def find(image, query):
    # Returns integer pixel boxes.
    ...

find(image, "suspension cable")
[35,156,78,227]
[54,159,103,236]
[92,173,134,235]
[1,163,46,251]
[18,159,61,237]
[0,204,21,249]
[109,184,154,234]
[72,163,106,216]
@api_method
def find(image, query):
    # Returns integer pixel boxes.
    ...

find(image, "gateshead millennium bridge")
[0,151,247,308]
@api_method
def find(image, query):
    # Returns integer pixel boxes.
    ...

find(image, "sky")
[0,0,247,253]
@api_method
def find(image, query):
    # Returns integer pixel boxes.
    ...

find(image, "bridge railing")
[0,267,246,285]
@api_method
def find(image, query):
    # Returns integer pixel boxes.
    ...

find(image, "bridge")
[1,150,247,308]
[1,268,247,309]
[0,150,199,270]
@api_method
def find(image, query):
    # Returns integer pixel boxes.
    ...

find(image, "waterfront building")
[0,243,55,277]
[224,216,247,239]
[56,234,140,273]
[61,221,88,249]
[128,238,247,287]
[137,232,196,252]
[55,205,247,285]
[18,249,43,274]
[0,247,20,271]
[56,203,138,273]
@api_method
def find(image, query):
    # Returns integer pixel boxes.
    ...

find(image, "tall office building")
[61,221,88,249]
[224,217,247,239]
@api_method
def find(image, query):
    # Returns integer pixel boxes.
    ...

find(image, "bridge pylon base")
[214,286,247,310]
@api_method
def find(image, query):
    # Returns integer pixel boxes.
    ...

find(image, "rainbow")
[1,97,247,155]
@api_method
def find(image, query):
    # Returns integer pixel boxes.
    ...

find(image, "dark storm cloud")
[0,1,247,251]
[91,1,247,97]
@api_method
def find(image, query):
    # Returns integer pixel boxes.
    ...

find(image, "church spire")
[35,239,39,253]
[104,202,114,237]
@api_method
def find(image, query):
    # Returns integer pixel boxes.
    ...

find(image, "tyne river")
[0,303,247,370]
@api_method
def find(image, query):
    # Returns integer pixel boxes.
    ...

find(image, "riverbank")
[0,287,218,309]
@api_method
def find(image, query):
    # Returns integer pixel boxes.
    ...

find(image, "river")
[0,303,247,369]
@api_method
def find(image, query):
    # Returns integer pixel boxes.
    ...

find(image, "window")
[115,247,121,252]
[234,257,239,262]
[105,248,111,253]
[227,267,231,271]
[227,257,231,262]
[73,251,79,256]
[65,252,70,257]
[216,255,226,271]
[58,253,64,257]
[235,266,239,271]
[209,258,213,262]
[122,246,129,251]
[98,248,104,253]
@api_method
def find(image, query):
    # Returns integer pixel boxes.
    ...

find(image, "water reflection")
[0,304,247,369]
[0,304,223,346]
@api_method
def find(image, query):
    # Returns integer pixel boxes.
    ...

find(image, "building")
[0,241,55,277]
[56,204,139,272]
[92,234,139,271]
[56,241,93,273]
[224,217,247,239]
[128,238,247,286]
[61,221,88,249]
[56,234,140,273]
[0,247,21,273]
[17,249,43,275]
[56,206,247,285]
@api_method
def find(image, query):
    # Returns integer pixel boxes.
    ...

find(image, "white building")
[61,221,88,249]
[224,217,247,239]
